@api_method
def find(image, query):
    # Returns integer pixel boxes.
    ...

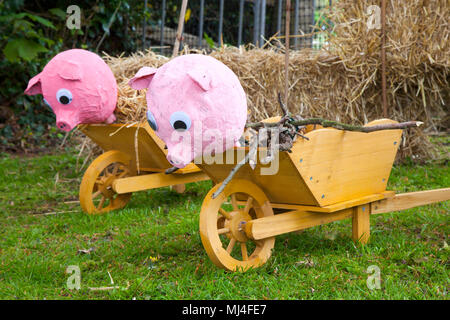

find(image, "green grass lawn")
[0,150,448,300]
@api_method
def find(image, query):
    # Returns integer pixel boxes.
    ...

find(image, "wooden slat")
[371,188,450,214]
[112,171,209,194]
[245,208,353,240]
[238,191,394,213]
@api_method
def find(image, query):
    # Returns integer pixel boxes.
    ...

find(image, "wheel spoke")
[97,196,106,209]
[219,208,232,220]
[92,189,102,199]
[231,194,238,211]
[241,243,248,261]
[226,238,236,253]
[117,169,129,179]
[244,197,253,214]
[111,163,119,176]
[218,227,230,235]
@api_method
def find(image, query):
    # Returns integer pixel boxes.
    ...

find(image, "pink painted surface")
[129,54,247,168]
[25,49,117,132]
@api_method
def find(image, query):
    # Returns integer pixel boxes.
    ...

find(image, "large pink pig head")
[25,49,117,132]
[129,54,247,168]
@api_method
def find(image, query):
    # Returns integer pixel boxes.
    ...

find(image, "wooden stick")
[172,0,189,57]
[212,149,251,199]
[246,117,423,132]
[381,0,387,117]
[284,0,291,106]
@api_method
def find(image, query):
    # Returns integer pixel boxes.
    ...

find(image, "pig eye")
[56,89,73,105]
[147,109,158,131]
[170,111,191,131]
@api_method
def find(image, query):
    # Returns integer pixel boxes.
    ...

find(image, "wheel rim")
[80,150,134,214]
[199,179,275,271]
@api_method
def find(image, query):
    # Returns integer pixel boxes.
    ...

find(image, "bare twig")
[212,151,251,199]
[95,1,122,53]
[172,0,189,56]
[284,0,291,105]
[246,118,423,132]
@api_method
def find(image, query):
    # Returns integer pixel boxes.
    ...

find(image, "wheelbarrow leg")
[352,205,370,244]
[172,184,186,194]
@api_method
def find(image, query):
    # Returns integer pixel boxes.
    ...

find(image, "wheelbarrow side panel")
[197,149,320,206]
[289,119,403,207]
[79,122,171,172]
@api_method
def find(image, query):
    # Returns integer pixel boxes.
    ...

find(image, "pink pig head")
[129,54,247,168]
[25,49,117,132]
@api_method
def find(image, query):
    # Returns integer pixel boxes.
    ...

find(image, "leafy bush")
[0,0,146,152]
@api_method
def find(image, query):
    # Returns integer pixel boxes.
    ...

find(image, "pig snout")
[55,116,79,132]
[167,154,190,169]
[166,144,192,169]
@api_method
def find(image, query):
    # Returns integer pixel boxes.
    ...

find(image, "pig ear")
[24,73,42,95]
[57,60,83,80]
[187,69,212,91]
[129,67,157,90]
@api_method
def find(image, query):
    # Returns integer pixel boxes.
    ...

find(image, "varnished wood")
[238,191,395,213]
[199,179,275,271]
[79,122,210,214]
[172,184,186,194]
[289,119,402,206]
[371,188,450,214]
[79,150,135,214]
[198,119,401,207]
[352,205,371,244]
[112,171,209,194]
[245,208,354,240]
[80,122,170,173]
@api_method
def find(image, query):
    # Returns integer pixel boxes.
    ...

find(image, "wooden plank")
[112,171,209,194]
[238,191,394,213]
[352,205,370,244]
[289,119,402,206]
[371,188,450,214]
[175,163,203,174]
[80,122,171,172]
[245,208,353,240]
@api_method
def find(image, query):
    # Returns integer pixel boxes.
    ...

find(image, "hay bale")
[100,0,448,162]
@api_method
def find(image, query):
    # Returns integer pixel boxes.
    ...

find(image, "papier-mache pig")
[129,54,247,168]
[25,49,117,132]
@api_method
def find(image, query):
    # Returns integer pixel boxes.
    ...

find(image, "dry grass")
[97,0,448,162]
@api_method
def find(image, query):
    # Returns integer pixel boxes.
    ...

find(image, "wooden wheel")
[79,150,135,214]
[199,179,275,271]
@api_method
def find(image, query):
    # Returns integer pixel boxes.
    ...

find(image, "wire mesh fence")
[143,0,333,55]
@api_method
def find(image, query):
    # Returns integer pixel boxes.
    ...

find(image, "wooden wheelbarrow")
[78,122,209,214]
[196,119,450,271]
